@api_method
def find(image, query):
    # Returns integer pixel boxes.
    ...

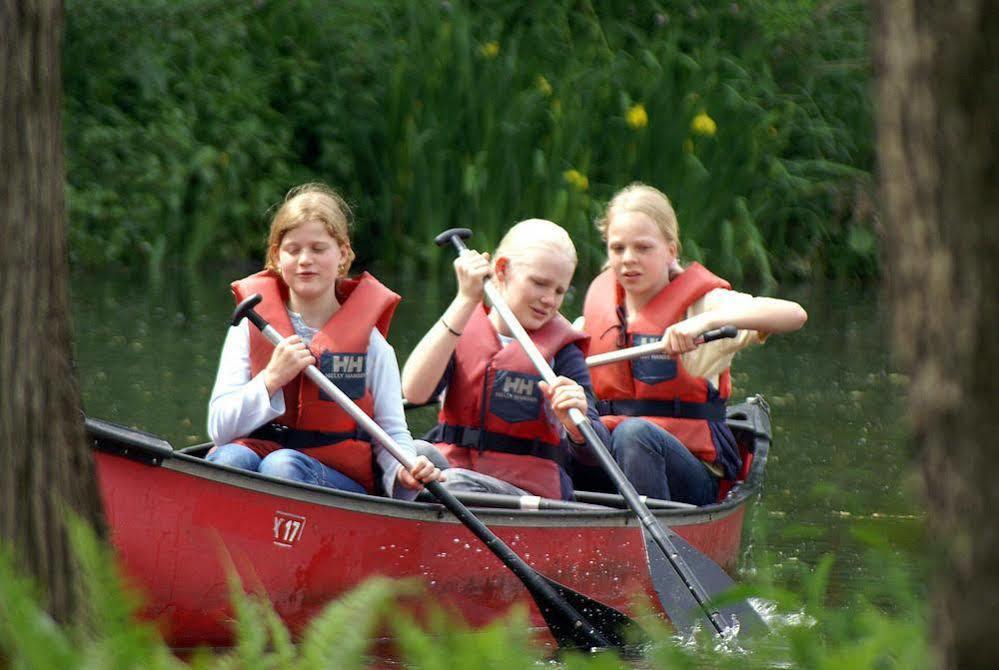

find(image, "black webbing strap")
[596,398,727,422]
[249,423,370,450]
[438,424,567,466]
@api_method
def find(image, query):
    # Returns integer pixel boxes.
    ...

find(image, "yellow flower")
[563,169,589,192]
[480,41,500,58]
[625,103,648,129]
[536,75,552,97]
[691,112,717,137]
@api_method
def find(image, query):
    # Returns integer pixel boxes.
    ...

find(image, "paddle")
[436,228,763,638]
[572,490,696,510]
[230,294,635,652]
[421,490,612,511]
[585,326,738,368]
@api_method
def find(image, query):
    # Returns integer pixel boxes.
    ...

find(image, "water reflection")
[71,266,924,608]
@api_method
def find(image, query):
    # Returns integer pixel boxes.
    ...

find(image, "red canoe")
[89,396,771,648]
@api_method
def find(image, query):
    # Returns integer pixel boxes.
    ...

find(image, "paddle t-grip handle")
[699,325,738,343]
[434,227,473,252]
[232,294,266,330]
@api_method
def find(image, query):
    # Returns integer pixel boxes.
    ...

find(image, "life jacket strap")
[438,424,566,466]
[596,398,727,422]
[249,423,370,450]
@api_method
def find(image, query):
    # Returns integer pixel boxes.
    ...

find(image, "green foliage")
[0,516,184,670]
[392,604,542,669]
[0,515,928,669]
[0,547,77,670]
[65,0,875,281]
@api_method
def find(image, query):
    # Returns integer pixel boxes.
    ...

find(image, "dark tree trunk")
[876,1,999,668]
[0,0,105,623]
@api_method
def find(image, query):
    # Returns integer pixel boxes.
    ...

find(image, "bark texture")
[0,0,105,622]
[876,1,999,667]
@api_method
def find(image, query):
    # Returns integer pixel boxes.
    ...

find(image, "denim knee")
[206,443,262,472]
[611,418,667,454]
[258,449,315,483]
[612,418,652,443]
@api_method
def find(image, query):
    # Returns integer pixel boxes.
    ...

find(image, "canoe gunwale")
[89,396,770,530]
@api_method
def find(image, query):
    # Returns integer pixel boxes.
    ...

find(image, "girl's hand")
[661,316,711,357]
[540,376,587,443]
[454,250,491,302]
[262,335,315,395]
[397,455,446,490]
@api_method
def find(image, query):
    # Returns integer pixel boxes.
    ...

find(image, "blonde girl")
[207,183,441,497]
[402,220,609,500]
[580,183,806,504]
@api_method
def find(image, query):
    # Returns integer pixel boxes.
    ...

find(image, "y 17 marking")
[273,511,306,547]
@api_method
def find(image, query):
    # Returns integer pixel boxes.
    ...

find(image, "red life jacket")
[436,305,589,499]
[582,264,741,480]
[230,270,400,493]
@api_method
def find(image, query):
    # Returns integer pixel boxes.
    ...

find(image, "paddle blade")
[643,528,766,638]
[533,573,639,651]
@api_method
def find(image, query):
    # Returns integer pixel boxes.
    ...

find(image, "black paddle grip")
[434,228,473,252]
[699,325,738,343]
[231,293,269,331]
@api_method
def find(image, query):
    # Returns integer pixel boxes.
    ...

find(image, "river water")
[71,266,924,613]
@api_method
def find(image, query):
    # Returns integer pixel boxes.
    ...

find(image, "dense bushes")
[0,516,928,669]
[64,0,874,282]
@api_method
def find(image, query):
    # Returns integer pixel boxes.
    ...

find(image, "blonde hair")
[265,183,355,275]
[493,218,578,271]
[596,182,682,256]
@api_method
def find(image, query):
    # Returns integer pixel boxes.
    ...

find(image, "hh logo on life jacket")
[631,333,677,385]
[489,370,542,424]
[318,352,366,400]
[273,511,306,548]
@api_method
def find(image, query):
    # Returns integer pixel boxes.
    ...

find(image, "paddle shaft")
[573,490,696,510]
[447,491,611,511]
[443,235,733,637]
[585,325,738,368]
[234,301,617,650]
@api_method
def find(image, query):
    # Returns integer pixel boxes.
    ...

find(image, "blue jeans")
[206,444,366,494]
[610,418,719,505]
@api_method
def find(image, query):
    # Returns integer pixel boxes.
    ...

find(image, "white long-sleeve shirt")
[207,317,418,500]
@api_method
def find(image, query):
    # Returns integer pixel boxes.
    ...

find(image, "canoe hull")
[93,397,770,647]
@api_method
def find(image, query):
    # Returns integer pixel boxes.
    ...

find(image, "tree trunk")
[0,0,105,623]
[875,1,999,668]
